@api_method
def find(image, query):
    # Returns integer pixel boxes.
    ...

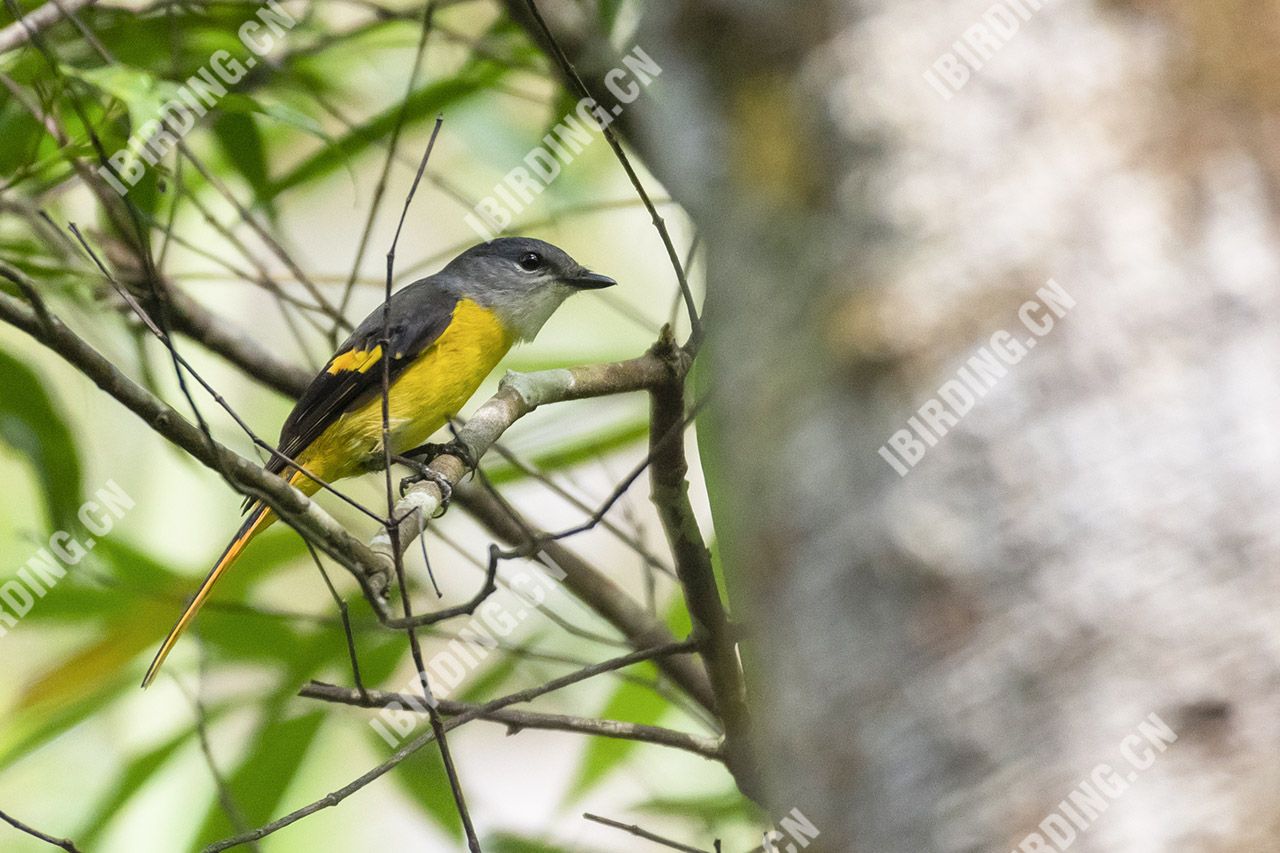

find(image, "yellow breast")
[296,299,515,484]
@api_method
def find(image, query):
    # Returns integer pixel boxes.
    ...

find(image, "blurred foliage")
[0,0,748,850]
[0,346,82,528]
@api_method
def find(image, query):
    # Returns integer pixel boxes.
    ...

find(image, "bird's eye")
[518,252,543,272]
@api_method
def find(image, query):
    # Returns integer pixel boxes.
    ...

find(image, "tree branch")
[647,337,759,798]
[159,285,314,398]
[583,813,711,853]
[0,267,718,719]
[0,809,83,853]
[0,0,98,56]
[515,0,701,347]
[298,681,724,761]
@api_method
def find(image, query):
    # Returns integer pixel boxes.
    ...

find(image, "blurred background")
[7,0,1280,851]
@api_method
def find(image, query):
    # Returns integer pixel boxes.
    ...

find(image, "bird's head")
[442,237,617,341]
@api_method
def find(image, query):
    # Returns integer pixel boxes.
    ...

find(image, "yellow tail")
[141,503,277,688]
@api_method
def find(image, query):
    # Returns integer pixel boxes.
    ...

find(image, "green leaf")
[77,707,231,846]
[634,790,764,826]
[192,636,334,846]
[565,661,667,799]
[65,65,180,130]
[96,535,183,589]
[56,65,173,214]
[0,91,46,178]
[486,834,608,853]
[193,708,328,846]
[0,665,137,770]
[211,111,270,209]
[87,5,284,72]
[17,619,162,712]
[214,93,331,212]
[454,646,522,702]
[218,92,327,139]
[15,537,180,627]
[564,595,692,800]
[598,0,627,35]
[205,525,310,600]
[0,346,82,529]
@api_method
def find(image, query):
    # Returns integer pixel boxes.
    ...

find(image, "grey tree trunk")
[626,1,1280,850]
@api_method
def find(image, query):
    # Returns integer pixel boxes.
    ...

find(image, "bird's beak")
[566,269,617,289]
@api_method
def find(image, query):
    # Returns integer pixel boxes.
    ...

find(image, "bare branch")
[374,117,482,853]
[647,336,759,798]
[0,0,98,56]
[486,440,677,579]
[160,284,314,398]
[513,0,701,347]
[0,809,83,853]
[298,682,724,761]
[583,813,711,853]
[334,0,438,337]
[176,674,261,852]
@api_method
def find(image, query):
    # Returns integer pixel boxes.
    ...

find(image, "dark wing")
[264,281,459,480]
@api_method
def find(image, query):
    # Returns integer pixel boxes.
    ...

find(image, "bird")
[141,237,617,688]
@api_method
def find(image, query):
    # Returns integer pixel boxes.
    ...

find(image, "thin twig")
[369,350,674,572]
[520,0,701,348]
[63,224,386,527]
[456,482,719,718]
[0,273,708,631]
[583,813,711,853]
[487,440,676,579]
[334,0,437,341]
[299,682,724,761]
[0,809,83,853]
[305,541,368,698]
[177,666,262,852]
[0,283,396,602]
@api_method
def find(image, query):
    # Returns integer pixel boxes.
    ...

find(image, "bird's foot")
[393,455,453,514]
[402,438,477,472]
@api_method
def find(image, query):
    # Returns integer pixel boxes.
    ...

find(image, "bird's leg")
[392,454,454,512]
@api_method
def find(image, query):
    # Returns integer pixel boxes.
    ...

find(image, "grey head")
[436,236,616,341]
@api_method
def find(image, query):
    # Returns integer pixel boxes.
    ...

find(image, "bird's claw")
[402,439,477,473]
[394,456,454,515]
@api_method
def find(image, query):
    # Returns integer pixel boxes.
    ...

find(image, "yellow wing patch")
[327,345,384,375]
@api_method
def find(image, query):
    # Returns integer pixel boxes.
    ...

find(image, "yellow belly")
[294,299,514,486]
